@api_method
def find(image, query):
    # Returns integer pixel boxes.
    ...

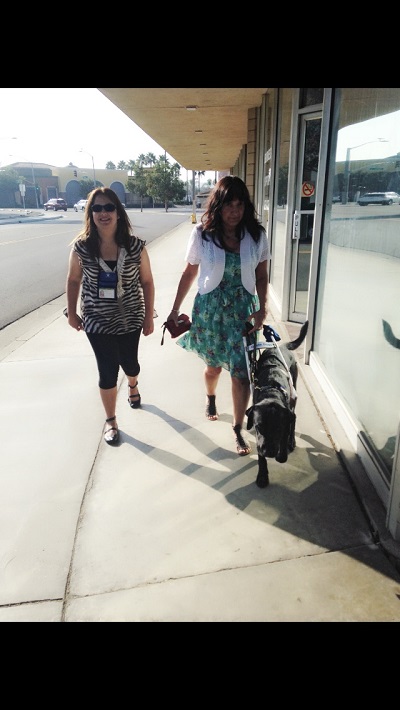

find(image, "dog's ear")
[245,406,254,430]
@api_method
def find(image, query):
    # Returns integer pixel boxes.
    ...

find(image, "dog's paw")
[256,472,269,488]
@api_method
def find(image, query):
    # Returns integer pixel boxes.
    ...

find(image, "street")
[0,207,194,330]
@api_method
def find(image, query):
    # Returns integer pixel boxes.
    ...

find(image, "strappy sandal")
[206,394,218,420]
[128,381,141,409]
[233,424,251,456]
[104,416,119,445]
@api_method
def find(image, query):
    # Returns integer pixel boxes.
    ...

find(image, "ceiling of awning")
[98,88,268,172]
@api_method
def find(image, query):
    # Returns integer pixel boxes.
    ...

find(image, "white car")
[74,199,88,212]
[357,191,400,206]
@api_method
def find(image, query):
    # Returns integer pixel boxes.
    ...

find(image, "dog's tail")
[286,320,309,351]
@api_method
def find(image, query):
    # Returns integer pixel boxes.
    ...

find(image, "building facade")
[3,163,151,209]
[234,88,400,541]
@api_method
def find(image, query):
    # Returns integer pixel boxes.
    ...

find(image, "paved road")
[0,206,198,329]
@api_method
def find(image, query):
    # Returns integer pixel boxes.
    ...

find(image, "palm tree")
[195,170,205,191]
[127,159,136,176]
[144,152,157,167]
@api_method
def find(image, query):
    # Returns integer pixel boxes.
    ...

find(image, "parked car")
[74,199,88,211]
[44,198,67,211]
[357,191,400,206]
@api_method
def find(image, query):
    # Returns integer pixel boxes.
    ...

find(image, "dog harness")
[243,324,297,409]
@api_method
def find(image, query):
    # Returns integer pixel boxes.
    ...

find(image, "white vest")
[185,224,270,295]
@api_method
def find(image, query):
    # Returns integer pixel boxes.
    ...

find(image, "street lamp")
[79,149,96,189]
[342,138,388,204]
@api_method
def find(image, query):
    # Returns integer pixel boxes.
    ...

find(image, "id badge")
[98,271,117,299]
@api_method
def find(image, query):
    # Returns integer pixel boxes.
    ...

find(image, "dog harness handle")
[243,322,297,407]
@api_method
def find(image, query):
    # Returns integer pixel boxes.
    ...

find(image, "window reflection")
[269,88,292,306]
[316,88,400,479]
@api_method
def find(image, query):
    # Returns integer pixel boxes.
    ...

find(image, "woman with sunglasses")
[66,187,155,445]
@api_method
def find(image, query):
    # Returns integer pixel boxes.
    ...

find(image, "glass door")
[289,113,322,320]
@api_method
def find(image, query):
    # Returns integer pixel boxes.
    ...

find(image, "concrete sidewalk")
[1,219,400,622]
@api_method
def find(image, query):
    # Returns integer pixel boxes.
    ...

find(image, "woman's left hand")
[246,308,267,334]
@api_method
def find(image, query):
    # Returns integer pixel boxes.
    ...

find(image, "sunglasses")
[92,203,117,213]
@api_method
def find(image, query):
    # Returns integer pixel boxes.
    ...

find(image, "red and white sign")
[301,181,315,197]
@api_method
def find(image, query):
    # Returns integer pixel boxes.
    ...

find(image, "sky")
[4,87,399,178]
[0,88,216,183]
[336,110,400,162]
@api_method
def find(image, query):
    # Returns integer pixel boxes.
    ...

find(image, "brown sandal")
[233,424,251,456]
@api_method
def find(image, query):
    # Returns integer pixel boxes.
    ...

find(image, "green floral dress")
[177,252,259,378]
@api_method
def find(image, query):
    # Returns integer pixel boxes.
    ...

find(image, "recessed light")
[186,105,198,111]
[195,130,203,134]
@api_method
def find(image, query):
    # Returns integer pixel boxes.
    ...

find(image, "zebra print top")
[74,236,145,334]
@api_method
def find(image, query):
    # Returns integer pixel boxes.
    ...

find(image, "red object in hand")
[161,314,191,344]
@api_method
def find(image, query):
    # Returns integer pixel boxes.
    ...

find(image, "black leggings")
[86,329,141,390]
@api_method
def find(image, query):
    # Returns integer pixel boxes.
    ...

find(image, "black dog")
[245,321,308,488]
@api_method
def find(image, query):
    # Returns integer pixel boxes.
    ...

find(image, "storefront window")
[315,88,400,479]
[269,88,292,307]
[262,92,274,228]
[299,88,324,108]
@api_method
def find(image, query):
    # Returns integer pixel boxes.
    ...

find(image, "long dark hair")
[71,187,136,258]
[201,175,265,248]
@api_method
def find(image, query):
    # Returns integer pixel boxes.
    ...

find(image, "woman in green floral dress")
[166,176,270,455]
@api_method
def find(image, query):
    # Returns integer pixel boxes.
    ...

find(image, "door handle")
[292,210,300,240]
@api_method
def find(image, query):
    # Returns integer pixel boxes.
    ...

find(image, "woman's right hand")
[68,313,83,331]
[167,310,180,324]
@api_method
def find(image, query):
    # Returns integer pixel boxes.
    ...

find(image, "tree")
[77,177,98,199]
[125,158,149,212]
[127,159,136,176]
[144,152,157,168]
[146,155,185,211]
[195,170,205,191]
[0,167,21,207]
[106,161,116,169]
